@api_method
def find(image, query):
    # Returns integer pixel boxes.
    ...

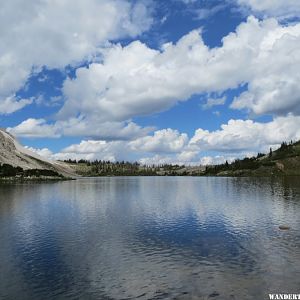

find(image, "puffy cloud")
[139,154,175,165]
[231,22,300,115]
[24,143,117,162]
[129,129,188,153]
[8,118,59,138]
[177,150,199,162]
[26,140,128,162]
[8,117,153,140]
[8,16,300,139]
[237,0,300,19]
[58,28,227,121]
[59,117,154,140]
[139,153,235,166]
[139,116,300,163]
[199,156,235,166]
[57,140,126,162]
[58,16,300,127]
[106,115,298,164]
[0,95,32,114]
[25,146,54,160]
[46,128,189,162]
[0,0,152,113]
[28,115,300,165]
[189,115,300,152]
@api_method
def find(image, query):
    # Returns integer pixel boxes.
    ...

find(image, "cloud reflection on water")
[0,177,299,299]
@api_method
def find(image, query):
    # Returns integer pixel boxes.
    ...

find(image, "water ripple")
[0,177,300,299]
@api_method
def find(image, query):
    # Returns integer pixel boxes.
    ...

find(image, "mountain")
[0,129,76,178]
[203,140,300,176]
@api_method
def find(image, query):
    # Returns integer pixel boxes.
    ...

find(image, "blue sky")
[1,0,300,164]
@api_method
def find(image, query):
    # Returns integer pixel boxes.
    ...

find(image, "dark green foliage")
[269,147,273,158]
[23,169,62,177]
[256,153,264,159]
[204,156,261,175]
[261,161,276,167]
[64,159,77,164]
[270,141,299,160]
[86,160,157,176]
[203,139,300,176]
[0,164,22,177]
[0,163,62,178]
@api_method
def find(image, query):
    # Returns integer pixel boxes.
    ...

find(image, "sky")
[1,0,300,165]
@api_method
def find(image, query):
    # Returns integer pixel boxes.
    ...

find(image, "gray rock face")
[0,129,76,176]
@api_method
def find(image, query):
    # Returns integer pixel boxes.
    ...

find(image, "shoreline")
[0,176,75,182]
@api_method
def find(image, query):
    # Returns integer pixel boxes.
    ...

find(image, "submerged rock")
[279,225,290,230]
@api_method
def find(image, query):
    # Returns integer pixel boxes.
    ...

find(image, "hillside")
[62,159,206,177]
[203,140,300,176]
[0,129,76,179]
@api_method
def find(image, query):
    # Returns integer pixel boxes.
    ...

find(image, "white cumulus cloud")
[26,115,300,165]
[57,16,300,130]
[0,95,32,115]
[8,117,153,141]
[129,129,188,153]
[189,115,300,152]
[25,146,54,160]
[0,0,152,114]
[8,118,60,138]
[237,0,300,20]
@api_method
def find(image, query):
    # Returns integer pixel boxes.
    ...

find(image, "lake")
[0,177,300,299]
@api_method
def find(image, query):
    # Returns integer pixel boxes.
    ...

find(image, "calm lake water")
[0,177,300,300]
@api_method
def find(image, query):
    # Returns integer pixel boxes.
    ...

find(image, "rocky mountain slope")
[0,129,76,177]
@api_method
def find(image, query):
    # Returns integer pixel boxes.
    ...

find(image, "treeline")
[63,159,185,176]
[204,155,271,175]
[0,163,62,178]
[204,140,299,175]
[63,139,299,177]
[268,140,299,160]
